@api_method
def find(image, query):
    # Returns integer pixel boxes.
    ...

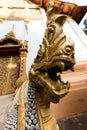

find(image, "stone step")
[57,112,87,130]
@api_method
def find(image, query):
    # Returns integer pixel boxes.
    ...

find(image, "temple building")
[0,0,87,130]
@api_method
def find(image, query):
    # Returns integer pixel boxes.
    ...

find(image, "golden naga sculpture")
[5,2,75,130]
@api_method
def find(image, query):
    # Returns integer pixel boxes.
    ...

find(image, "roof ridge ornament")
[5,24,16,39]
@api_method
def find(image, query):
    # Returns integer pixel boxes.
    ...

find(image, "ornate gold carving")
[0,55,18,95]
[0,30,28,95]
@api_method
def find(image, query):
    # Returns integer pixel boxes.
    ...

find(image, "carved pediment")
[0,30,21,47]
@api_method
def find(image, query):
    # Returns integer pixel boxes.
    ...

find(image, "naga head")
[29,2,75,103]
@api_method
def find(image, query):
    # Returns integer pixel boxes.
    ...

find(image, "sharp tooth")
[58,62,65,71]
[61,62,65,70]
[45,72,48,76]
[57,72,60,76]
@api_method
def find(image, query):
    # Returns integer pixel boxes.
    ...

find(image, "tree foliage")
[83,19,87,35]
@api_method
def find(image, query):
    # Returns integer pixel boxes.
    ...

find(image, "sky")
[61,0,87,5]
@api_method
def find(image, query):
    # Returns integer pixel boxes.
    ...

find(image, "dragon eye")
[65,46,72,53]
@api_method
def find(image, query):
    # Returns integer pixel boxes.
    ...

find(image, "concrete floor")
[57,112,87,130]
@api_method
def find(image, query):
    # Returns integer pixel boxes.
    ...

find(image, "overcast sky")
[61,0,87,5]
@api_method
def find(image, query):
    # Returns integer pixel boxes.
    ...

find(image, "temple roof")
[0,0,86,23]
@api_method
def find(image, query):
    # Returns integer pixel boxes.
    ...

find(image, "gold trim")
[15,81,27,130]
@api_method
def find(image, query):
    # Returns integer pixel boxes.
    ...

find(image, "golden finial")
[5,24,16,38]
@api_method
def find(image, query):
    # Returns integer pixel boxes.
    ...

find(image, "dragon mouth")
[45,68,70,103]
[46,59,75,101]
[47,67,70,89]
[47,59,74,82]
